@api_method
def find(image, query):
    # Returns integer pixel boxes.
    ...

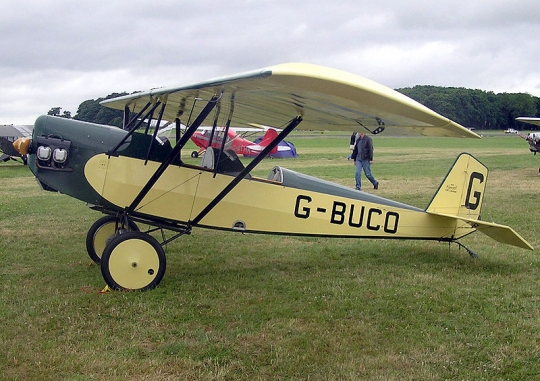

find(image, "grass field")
[1,132,539,380]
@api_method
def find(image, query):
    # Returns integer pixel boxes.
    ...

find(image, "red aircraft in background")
[188,126,298,158]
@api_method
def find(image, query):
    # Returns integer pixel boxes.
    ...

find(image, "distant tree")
[47,107,61,116]
[74,100,102,122]
[535,97,540,117]
[47,107,72,118]
[397,86,540,130]
[73,92,128,127]
[498,92,537,130]
[424,92,458,121]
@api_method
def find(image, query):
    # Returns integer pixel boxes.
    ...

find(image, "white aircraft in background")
[515,117,540,174]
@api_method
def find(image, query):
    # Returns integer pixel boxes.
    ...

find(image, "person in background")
[347,131,358,160]
[351,132,379,190]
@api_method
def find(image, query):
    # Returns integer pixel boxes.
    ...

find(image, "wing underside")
[101,63,479,139]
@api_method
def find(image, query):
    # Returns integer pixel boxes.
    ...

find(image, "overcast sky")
[2,0,540,124]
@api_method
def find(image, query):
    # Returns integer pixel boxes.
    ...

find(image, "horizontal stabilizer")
[426,152,532,250]
[473,221,533,251]
[429,212,533,250]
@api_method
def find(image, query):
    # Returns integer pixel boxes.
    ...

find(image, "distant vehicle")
[0,124,33,164]
[504,128,519,134]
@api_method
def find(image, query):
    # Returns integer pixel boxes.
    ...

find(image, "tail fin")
[427,153,533,250]
[426,153,487,220]
[259,128,279,154]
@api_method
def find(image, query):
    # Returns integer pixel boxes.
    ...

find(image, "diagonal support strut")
[125,94,222,214]
[190,116,303,227]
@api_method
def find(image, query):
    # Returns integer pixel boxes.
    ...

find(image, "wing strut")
[144,102,167,164]
[355,117,385,135]
[123,106,130,130]
[124,102,152,131]
[190,116,303,227]
[174,118,181,142]
[214,93,235,177]
[206,102,222,150]
[125,94,222,214]
[108,101,162,155]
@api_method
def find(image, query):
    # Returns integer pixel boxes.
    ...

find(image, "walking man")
[351,132,379,191]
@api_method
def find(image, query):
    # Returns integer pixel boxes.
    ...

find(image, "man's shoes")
[374,182,379,190]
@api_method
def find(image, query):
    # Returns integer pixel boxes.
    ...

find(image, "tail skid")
[426,153,533,250]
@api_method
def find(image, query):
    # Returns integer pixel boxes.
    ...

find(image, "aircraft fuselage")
[24,116,471,242]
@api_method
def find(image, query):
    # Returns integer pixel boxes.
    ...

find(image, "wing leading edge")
[101,63,479,139]
[516,117,540,127]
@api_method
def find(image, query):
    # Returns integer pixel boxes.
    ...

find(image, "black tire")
[191,151,199,158]
[85,215,138,264]
[100,231,166,291]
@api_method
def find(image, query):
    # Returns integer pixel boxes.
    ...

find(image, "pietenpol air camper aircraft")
[14,63,533,291]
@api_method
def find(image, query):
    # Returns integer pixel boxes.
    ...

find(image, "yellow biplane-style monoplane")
[14,63,533,291]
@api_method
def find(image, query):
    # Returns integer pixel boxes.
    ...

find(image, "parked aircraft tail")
[426,153,533,250]
[259,128,279,154]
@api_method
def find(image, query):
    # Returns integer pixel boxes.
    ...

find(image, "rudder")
[259,128,279,154]
[426,153,487,220]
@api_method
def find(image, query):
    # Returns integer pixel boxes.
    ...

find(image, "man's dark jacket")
[351,134,374,161]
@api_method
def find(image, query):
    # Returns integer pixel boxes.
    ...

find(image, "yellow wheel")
[85,215,138,264]
[100,231,166,291]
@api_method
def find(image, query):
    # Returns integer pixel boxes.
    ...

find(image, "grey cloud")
[1,0,540,123]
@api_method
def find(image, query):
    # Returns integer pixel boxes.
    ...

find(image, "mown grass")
[1,132,539,380]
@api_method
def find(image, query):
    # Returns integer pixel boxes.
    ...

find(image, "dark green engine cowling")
[27,115,129,208]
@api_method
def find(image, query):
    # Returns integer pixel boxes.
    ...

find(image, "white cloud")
[2,0,540,124]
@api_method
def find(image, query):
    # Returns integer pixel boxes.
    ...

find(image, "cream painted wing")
[101,63,479,138]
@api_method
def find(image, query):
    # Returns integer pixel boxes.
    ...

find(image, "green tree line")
[397,86,540,130]
[47,92,128,128]
[48,87,540,131]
